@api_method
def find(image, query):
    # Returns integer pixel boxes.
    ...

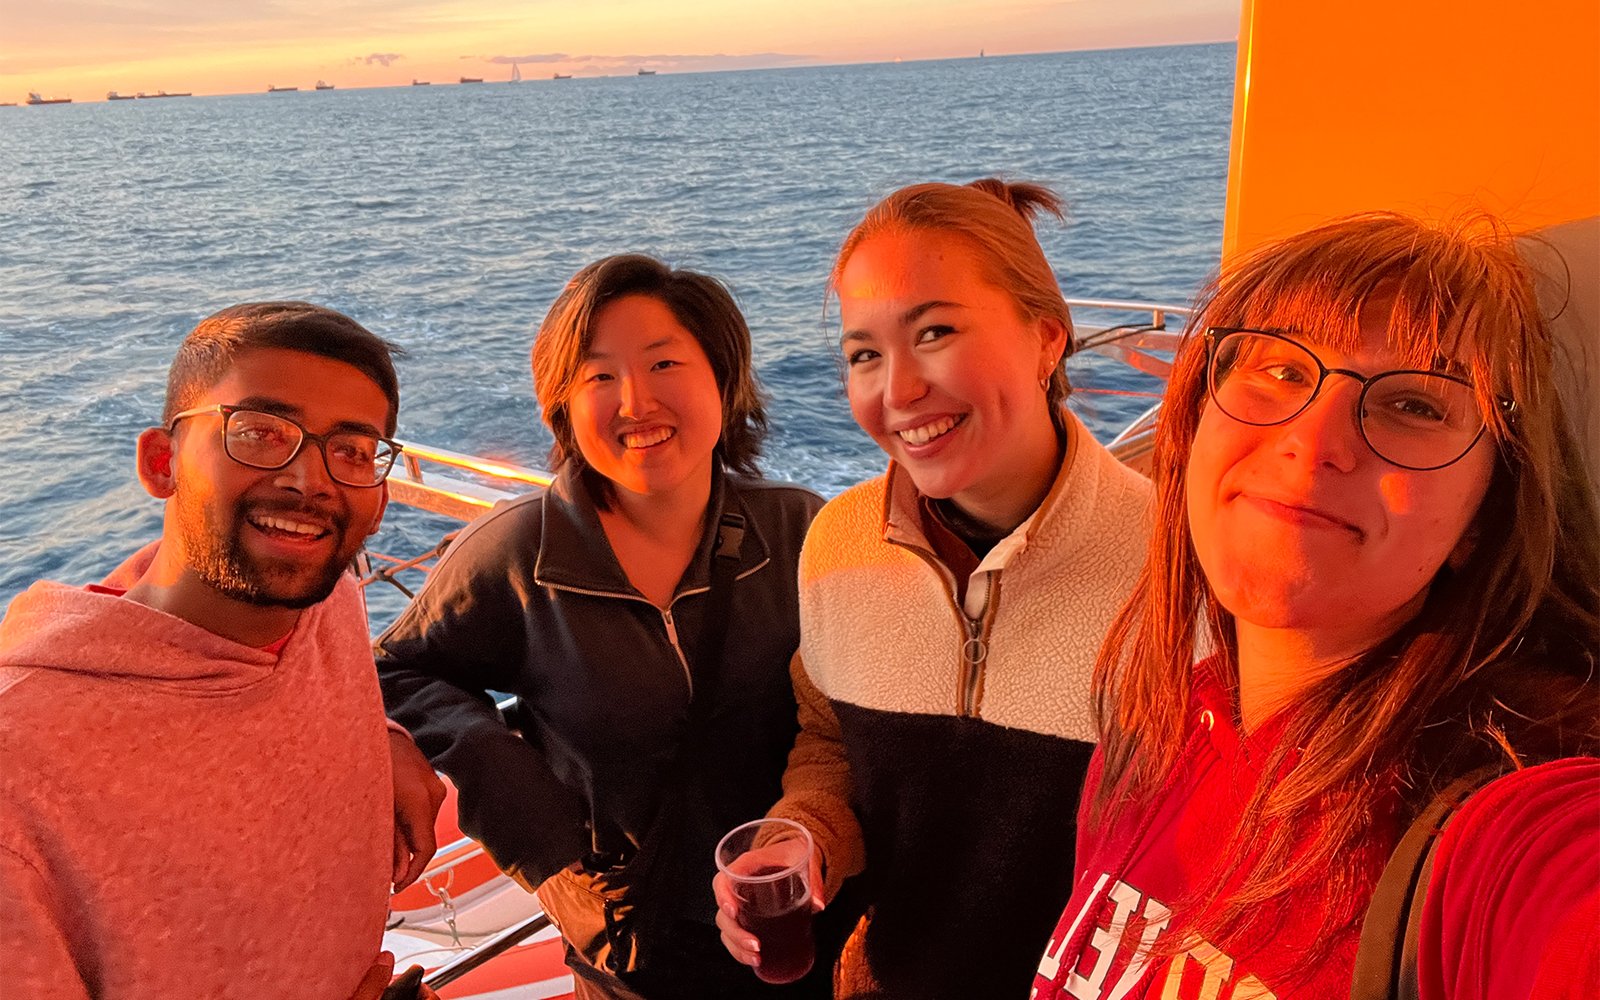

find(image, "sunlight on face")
[838,228,1064,526]
[167,348,390,608]
[566,294,724,501]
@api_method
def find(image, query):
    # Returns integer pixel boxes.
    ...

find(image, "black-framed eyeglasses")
[1204,327,1509,471]
[167,405,401,487]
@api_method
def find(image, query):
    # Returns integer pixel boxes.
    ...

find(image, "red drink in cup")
[715,818,816,984]
[737,864,815,983]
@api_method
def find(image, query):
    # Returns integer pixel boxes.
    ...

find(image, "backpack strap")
[1350,763,1506,1000]
[686,510,746,720]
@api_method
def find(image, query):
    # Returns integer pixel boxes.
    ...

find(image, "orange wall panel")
[1224,0,1600,256]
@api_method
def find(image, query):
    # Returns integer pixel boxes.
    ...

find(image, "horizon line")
[5,38,1237,105]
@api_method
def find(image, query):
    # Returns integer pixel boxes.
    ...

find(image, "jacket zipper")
[660,607,693,697]
[960,614,985,717]
[961,575,1001,717]
[542,556,770,699]
[896,540,997,720]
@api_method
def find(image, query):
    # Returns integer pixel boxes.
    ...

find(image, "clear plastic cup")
[714,817,816,984]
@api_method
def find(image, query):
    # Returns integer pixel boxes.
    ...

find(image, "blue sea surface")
[0,44,1235,623]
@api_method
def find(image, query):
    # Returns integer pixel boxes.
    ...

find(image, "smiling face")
[566,294,724,502]
[837,228,1067,529]
[158,347,390,609]
[1186,304,1497,650]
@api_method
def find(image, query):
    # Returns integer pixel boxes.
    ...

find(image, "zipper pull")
[959,615,988,719]
[962,616,987,666]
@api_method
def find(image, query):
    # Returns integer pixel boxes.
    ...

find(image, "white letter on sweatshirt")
[1106,896,1173,1000]
[1066,879,1142,999]
[1037,873,1111,982]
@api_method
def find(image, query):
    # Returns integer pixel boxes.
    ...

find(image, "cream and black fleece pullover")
[769,414,1153,999]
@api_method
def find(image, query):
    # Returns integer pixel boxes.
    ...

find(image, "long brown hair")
[1092,213,1600,966]
[828,178,1077,417]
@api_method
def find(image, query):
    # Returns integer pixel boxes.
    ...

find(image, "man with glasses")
[0,302,443,999]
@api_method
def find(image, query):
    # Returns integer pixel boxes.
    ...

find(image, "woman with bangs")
[1032,214,1599,999]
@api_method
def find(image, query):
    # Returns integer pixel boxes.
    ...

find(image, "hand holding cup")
[712,818,823,984]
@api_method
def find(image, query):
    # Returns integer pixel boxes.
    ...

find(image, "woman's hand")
[712,842,826,967]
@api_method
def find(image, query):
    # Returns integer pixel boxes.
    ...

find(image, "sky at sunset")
[3,0,1237,101]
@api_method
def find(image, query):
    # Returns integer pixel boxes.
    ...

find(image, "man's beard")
[176,487,354,610]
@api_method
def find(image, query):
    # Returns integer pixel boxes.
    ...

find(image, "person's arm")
[716,651,862,966]
[375,521,589,891]
[386,723,447,890]
[1417,757,1600,1000]
[764,651,866,901]
[1,842,92,1000]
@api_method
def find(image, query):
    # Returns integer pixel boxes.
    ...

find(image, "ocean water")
[0,44,1235,621]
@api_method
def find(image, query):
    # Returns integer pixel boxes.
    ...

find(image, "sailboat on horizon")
[510,62,522,83]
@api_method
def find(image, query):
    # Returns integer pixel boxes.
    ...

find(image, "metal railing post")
[421,912,553,990]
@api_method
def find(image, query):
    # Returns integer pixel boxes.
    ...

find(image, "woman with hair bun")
[715,179,1153,998]
[1032,214,1600,999]
[378,254,829,1000]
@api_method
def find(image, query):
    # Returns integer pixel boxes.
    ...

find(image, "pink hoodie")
[0,543,392,999]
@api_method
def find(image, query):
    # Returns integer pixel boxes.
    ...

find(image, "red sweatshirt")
[1032,678,1599,999]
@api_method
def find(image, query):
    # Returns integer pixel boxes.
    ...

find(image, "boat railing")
[1067,296,1189,332]
[358,447,552,593]
[423,912,553,990]
[1067,298,1189,470]
[414,835,486,880]
[388,441,553,519]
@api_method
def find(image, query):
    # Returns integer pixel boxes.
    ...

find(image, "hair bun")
[965,178,1066,226]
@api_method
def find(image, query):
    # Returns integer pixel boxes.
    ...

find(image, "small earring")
[1039,376,1049,392]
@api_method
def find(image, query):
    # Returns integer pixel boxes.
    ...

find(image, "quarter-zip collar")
[872,418,1081,718]
[879,412,1080,619]
[532,462,771,599]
